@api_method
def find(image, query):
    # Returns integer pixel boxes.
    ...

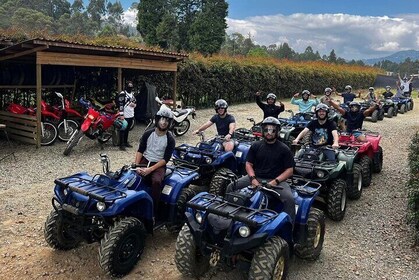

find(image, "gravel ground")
[0,99,419,280]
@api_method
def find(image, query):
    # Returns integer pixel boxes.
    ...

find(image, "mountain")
[363,50,419,65]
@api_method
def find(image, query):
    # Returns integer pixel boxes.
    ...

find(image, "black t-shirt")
[256,96,285,119]
[343,111,365,133]
[246,140,295,179]
[306,119,337,146]
[383,91,394,99]
[341,92,357,104]
[210,114,235,136]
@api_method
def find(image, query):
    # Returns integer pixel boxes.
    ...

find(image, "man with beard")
[193,99,236,151]
[134,107,176,215]
[293,103,340,161]
[320,87,335,107]
[328,99,376,141]
[291,89,319,113]
[117,81,136,150]
[255,91,285,118]
[226,117,295,222]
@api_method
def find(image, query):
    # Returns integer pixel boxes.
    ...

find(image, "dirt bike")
[63,98,119,156]
[49,92,81,142]
[6,102,58,146]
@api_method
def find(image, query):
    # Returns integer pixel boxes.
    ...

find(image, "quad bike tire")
[399,104,406,114]
[208,168,237,196]
[410,100,414,110]
[173,119,191,136]
[175,224,210,277]
[99,217,146,277]
[249,236,289,280]
[63,129,84,156]
[372,146,383,173]
[347,163,363,200]
[393,106,398,117]
[370,110,378,122]
[406,101,412,111]
[378,108,385,120]
[57,119,79,142]
[294,208,325,260]
[359,156,372,187]
[327,179,347,221]
[44,208,81,250]
[386,107,394,118]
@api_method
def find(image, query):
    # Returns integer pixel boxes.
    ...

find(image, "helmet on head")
[315,103,329,119]
[349,101,361,112]
[403,75,408,81]
[261,117,281,138]
[266,93,277,101]
[214,99,228,113]
[345,85,352,91]
[155,107,174,130]
[385,86,391,90]
[324,87,332,95]
[114,119,128,131]
[302,90,310,99]
[369,87,374,91]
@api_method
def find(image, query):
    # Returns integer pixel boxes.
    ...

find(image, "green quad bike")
[293,144,362,221]
[381,98,398,118]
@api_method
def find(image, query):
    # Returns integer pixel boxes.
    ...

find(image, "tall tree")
[137,0,166,46]
[156,12,179,50]
[328,49,337,63]
[176,0,201,51]
[87,0,106,29]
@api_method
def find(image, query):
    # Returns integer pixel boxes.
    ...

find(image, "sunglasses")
[263,128,277,133]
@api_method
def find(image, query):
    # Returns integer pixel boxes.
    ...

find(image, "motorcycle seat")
[173,109,189,117]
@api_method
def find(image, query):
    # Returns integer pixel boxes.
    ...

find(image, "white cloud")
[227,13,419,60]
[122,7,137,26]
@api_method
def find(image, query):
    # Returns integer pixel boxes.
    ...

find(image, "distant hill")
[363,50,419,65]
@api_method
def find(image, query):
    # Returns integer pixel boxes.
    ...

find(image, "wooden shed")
[0,38,188,147]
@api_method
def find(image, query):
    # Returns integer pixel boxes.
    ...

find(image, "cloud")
[227,13,419,60]
[122,7,137,26]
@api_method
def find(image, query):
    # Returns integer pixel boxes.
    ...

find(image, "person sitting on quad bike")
[398,73,414,97]
[226,117,296,221]
[193,99,236,151]
[320,87,335,107]
[382,85,394,99]
[134,107,176,215]
[363,87,378,103]
[336,85,361,104]
[293,103,340,161]
[255,91,285,118]
[329,99,376,141]
[291,89,319,113]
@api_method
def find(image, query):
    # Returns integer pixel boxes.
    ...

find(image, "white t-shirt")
[400,79,410,93]
[122,91,136,118]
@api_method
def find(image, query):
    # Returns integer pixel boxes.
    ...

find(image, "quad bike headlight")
[238,226,251,238]
[204,156,213,164]
[195,212,203,224]
[316,170,325,178]
[180,152,186,159]
[96,201,107,212]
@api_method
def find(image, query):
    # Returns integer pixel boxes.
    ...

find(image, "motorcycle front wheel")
[57,119,79,142]
[40,121,58,146]
[63,130,84,156]
[173,119,190,136]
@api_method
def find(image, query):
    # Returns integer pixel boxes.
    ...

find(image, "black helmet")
[261,117,281,138]
[349,101,361,112]
[266,93,277,101]
[155,107,173,130]
[214,99,228,112]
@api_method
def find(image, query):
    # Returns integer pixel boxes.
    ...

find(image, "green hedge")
[408,132,419,244]
[145,56,380,108]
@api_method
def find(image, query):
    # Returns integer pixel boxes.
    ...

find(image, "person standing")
[398,73,414,97]
[118,81,136,150]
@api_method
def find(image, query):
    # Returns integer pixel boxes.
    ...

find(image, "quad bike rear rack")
[186,193,278,228]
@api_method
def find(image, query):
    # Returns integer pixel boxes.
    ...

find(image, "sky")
[119,0,419,60]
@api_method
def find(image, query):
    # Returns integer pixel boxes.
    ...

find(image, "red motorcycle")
[7,103,58,146]
[63,98,119,156]
[50,92,81,142]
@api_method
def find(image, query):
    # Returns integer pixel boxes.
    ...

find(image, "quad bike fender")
[109,190,153,219]
[293,195,318,225]
[327,162,347,180]
[159,169,200,205]
[214,152,238,171]
[259,213,293,244]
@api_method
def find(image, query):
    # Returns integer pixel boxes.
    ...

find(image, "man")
[117,81,136,150]
[290,90,319,113]
[320,87,335,107]
[337,85,360,104]
[226,117,295,222]
[193,99,236,151]
[328,98,376,141]
[293,103,339,161]
[363,87,378,103]
[255,91,285,119]
[134,108,176,215]
[398,73,414,97]
[382,86,394,99]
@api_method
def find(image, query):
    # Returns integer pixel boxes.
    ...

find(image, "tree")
[176,0,201,51]
[137,0,166,46]
[11,7,55,32]
[156,12,179,50]
[87,0,106,29]
[247,46,269,57]
[328,49,337,63]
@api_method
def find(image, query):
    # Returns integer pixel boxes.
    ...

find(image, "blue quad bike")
[392,96,414,114]
[175,178,325,280]
[360,101,384,122]
[44,154,201,277]
[172,132,253,197]
[293,144,362,221]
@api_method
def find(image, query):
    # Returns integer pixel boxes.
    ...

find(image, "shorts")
[352,131,364,138]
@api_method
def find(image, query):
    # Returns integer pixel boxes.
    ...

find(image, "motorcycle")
[63,98,119,156]
[7,102,58,146]
[50,92,81,142]
[145,96,196,136]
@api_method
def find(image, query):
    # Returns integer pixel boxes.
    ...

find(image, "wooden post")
[36,63,42,148]
[117,68,122,92]
[172,71,177,108]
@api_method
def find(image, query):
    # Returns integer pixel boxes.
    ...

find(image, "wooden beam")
[0,46,48,62]
[37,52,178,71]
[36,63,41,148]
[118,68,122,92]
[172,71,177,107]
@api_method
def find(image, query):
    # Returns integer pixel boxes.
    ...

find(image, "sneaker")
[125,143,133,148]
[119,145,126,151]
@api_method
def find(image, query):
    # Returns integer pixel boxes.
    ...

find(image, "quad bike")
[293,144,362,221]
[63,98,119,156]
[380,98,398,118]
[175,178,325,280]
[392,96,413,114]
[44,154,200,277]
[339,129,383,188]
[360,101,384,122]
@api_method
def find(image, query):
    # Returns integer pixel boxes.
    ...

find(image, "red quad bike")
[63,98,119,156]
[339,130,383,187]
[7,103,58,146]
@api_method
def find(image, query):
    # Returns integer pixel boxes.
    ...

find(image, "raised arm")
[329,98,346,115]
